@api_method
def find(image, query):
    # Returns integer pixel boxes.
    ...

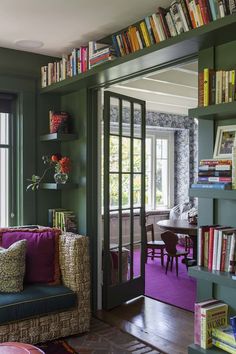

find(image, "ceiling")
[0,0,171,57]
[107,61,198,116]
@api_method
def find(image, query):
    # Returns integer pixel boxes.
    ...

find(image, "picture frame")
[213,125,236,159]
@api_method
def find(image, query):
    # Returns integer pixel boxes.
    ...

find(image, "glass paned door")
[103,91,146,309]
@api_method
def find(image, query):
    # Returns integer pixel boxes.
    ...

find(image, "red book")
[198,0,210,24]
[220,234,228,271]
[208,227,215,271]
[157,7,171,38]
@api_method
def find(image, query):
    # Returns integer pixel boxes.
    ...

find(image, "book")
[212,325,236,347]
[212,337,236,354]
[200,302,228,349]
[191,183,232,189]
[204,68,210,106]
[194,299,221,345]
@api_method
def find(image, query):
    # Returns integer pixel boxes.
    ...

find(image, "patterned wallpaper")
[110,106,198,206]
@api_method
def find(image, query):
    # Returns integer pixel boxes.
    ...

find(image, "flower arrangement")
[27,154,71,190]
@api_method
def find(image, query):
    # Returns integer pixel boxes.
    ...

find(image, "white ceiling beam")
[145,71,198,89]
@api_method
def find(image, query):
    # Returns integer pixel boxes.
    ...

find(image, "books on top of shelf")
[194,300,228,349]
[198,225,236,273]
[48,208,77,233]
[41,0,236,88]
[191,158,232,190]
[199,68,236,107]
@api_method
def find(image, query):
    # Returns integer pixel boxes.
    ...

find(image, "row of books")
[191,159,233,190]
[41,41,116,87]
[48,208,77,233]
[198,224,236,273]
[194,299,228,349]
[199,68,236,107]
[212,325,236,353]
[112,0,236,58]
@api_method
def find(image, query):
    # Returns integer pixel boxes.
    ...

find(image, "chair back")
[145,224,155,243]
[161,231,178,255]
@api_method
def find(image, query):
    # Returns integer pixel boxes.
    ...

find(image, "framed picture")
[213,125,236,158]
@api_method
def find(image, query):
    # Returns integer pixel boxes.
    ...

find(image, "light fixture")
[15,40,44,49]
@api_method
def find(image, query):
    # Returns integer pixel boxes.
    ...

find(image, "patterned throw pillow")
[0,240,27,292]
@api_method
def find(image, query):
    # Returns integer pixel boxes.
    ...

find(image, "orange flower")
[59,157,70,174]
[51,154,59,162]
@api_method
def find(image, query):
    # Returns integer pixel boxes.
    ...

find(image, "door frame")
[87,54,198,312]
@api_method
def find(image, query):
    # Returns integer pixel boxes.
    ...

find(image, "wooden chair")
[145,224,165,266]
[161,231,188,276]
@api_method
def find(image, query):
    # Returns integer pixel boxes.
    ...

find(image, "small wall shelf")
[40,133,78,142]
[189,266,236,289]
[189,188,236,200]
[188,344,224,354]
[40,183,78,190]
[189,101,236,120]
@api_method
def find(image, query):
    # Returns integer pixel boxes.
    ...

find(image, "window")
[0,96,14,227]
[146,130,174,210]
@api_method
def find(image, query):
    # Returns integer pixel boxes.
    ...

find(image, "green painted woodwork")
[189,189,236,199]
[189,267,236,289]
[188,344,224,354]
[40,15,236,95]
[189,101,236,120]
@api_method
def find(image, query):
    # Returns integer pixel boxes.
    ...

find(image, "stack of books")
[88,41,116,69]
[41,41,115,87]
[199,68,236,107]
[212,325,236,353]
[191,159,232,190]
[48,208,77,233]
[198,225,236,272]
[194,299,228,349]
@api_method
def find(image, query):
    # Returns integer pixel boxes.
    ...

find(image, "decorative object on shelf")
[49,110,70,134]
[27,154,71,190]
[213,125,236,158]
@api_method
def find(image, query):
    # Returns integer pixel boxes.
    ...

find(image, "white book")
[177,2,189,32]
[152,13,166,41]
[216,230,223,271]
[165,12,178,37]
[212,229,219,270]
[136,30,143,49]
[198,228,202,266]
[228,233,236,272]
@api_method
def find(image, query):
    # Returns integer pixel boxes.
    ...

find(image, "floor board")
[96,296,193,354]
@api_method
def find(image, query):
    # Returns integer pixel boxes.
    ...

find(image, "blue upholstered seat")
[0,284,77,324]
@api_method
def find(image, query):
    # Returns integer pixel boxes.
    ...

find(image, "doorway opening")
[99,59,198,312]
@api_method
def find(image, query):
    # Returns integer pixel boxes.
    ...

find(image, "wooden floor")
[96,296,193,354]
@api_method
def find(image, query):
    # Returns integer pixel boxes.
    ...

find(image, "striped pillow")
[0,240,27,292]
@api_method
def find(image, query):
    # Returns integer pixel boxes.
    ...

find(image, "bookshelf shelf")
[188,344,225,354]
[188,266,236,289]
[40,14,236,95]
[40,183,78,190]
[189,101,236,120]
[40,133,78,142]
[189,188,236,200]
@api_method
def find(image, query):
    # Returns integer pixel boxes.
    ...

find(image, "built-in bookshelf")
[189,101,236,119]
[40,133,78,142]
[189,188,236,199]
[40,183,78,190]
[189,344,225,354]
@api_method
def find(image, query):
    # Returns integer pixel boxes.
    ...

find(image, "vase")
[54,172,68,184]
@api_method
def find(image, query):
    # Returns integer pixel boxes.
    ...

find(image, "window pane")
[133,139,141,172]
[122,101,131,137]
[156,159,168,206]
[122,174,130,208]
[0,148,9,227]
[134,103,142,138]
[110,174,119,209]
[133,174,141,207]
[162,139,168,159]
[0,113,9,145]
[109,135,119,172]
[110,97,119,128]
[122,137,130,172]
[145,138,152,208]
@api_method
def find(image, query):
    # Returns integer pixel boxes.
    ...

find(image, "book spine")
[179,0,193,29]
[224,234,232,272]
[177,2,190,31]
[208,227,214,271]
[140,21,151,47]
[212,229,219,270]
[204,68,209,106]
[198,177,232,182]
[213,327,236,346]
[200,159,232,165]
[165,12,178,37]
[228,233,236,272]
[216,230,223,270]
[210,70,216,105]
[220,234,227,271]
[191,183,231,189]
[204,231,209,268]
[198,71,204,107]
[170,1,185,34]
[198,227,203,266]
[149,15,161,43]
[144,16,155,44]
[158,7,171,38]
[212,338,236,354]
[186,0,197,27]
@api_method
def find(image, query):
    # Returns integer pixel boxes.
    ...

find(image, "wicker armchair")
[0,232,90,344]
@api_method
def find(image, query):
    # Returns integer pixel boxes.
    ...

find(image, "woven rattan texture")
[0,233,91,343]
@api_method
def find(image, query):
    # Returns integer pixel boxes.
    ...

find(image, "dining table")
[157,219,198,262]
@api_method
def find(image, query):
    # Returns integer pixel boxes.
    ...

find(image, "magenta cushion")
[2,230,56,283]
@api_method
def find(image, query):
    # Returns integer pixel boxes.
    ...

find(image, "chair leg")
[176,256,179,277]
[161,248,164,267]
[152,249,154,260]
[166,255,170,274]
[170,257,173,271]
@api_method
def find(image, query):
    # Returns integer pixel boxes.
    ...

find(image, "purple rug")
[134,246,196,312]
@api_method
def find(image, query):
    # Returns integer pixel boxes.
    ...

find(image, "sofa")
[0,231,90,344]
